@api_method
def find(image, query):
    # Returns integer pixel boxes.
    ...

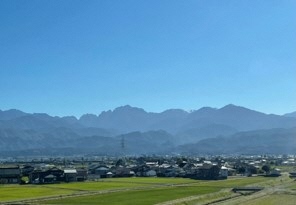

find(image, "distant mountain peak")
[80,113,98,119]
[1,108,26,113]
[219,104,259,113]
[161,109,188,114]
[115,104,133,109]
[196,106,217,112]
[220,104,241,109]
[113,105,146,114]
[0,109,28,120]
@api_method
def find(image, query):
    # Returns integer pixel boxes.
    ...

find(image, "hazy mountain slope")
[178,127,296,155]
[96,105,156,133]
[78,104,296,135]
[79,114,100,127]
[0,129,42,150]
[1,105,295,135]
[0,114,81,131]
[116,130,175,154]
[284,111,296,118]
[182,104,296,131]
[176,124,238,143]
[1,105,296,156]
[0,128,80,151]
[0,129,174,155]
[72,127,117,137]
[147,109,189,133]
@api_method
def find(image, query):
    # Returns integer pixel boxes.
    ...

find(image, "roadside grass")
[273,165,296,172]
[195,176,275,188]
[242,194,296,205]
[287,182,296,189]
[175,190,236,205]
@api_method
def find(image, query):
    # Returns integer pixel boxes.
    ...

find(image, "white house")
[219,166,228,179]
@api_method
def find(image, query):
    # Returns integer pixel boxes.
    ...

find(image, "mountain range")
[0,104,295,156]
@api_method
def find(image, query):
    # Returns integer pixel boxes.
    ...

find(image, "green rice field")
[0,176,286,205]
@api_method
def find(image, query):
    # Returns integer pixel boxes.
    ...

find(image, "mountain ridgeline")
[0,105,295,156]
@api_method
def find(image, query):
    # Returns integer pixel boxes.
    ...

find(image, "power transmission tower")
[121,136,125,155]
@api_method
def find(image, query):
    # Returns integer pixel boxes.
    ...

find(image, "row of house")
[0,165,87,184]
[88,162,228,180]
[0,162,228,184]
[2,154,287,184]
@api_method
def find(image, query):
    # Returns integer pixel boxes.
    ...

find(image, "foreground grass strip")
[288,182,296,190]
[242,194,296,205]
[157,189,236,205]
[196,176,275,188]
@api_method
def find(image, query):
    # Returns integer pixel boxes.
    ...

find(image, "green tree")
[238,166,246,174]
[262,164,270,174]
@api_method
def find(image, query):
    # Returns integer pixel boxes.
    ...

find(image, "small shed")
[106,172,114,178]
[77,168,88,181]
[219,166,228,179]
[64,169,77,182]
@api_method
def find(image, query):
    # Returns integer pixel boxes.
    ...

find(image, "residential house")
[95,166,110,178]
[30,167,64,184]
[76,168,88,181]
[0,166,20,184]
[64,169,77,182]
[193,164,220,180]
[114,166,131,177]
[219,166,228,179]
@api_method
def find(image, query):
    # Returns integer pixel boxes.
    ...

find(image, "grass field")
[273,165,296,173]
[0,176,280,205]
[242,194,296,205]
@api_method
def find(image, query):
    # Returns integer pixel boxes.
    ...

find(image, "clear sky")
[0,0,295,117]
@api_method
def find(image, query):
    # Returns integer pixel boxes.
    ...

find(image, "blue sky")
[0,0,295,117]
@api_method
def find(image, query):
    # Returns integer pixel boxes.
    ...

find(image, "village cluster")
[0,155,294,184]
